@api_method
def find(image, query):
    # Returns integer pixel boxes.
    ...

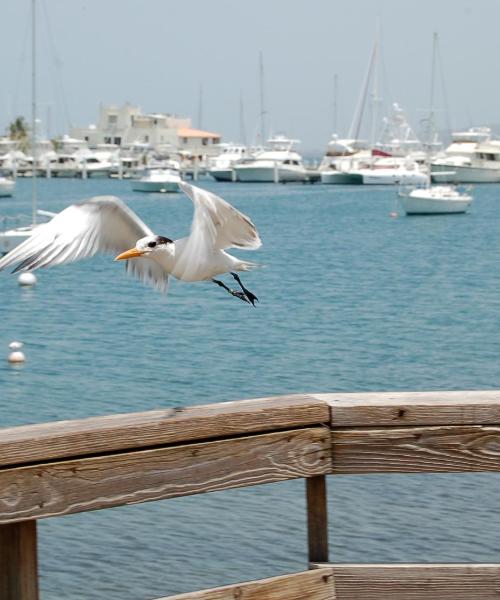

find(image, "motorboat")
[208,144,248,181]
[131,163,181,193]
[0,176,15,197]
[431,143,500,183]
[430,128,500,183]
[234,135,307,183]
[398,185,472,215]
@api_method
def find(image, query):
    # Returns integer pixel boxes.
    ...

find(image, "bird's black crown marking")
[157,236,173,245]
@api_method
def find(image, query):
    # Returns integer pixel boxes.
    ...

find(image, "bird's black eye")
[148,241,157,248]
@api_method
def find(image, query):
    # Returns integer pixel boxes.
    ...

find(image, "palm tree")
[7,116,30,152]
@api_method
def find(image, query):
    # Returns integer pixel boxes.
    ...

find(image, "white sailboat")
[399,185,472,215]
[0,0,54,253]
[0,177,15,197]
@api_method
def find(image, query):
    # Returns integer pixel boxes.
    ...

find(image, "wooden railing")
[2,391,500,599]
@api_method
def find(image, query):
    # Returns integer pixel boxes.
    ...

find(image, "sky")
[1,0,499,152]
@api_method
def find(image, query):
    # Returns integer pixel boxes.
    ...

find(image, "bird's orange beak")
[114,248,145,261]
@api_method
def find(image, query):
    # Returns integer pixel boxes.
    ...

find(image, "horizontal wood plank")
[315,391,500,427]
[156,568,335,599]
[331,425,500,474]
[312,563,500,599]
[0,394,330,468]
[0,427,331,523]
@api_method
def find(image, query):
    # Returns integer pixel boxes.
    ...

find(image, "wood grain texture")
[0,394,330,468]
[314,390,500,427]
[0,521,39,600]
[0,427,331,524]
[312,563,500,599]
[156,568,335,600]
[331,425,500,474]
[306,475,329,563]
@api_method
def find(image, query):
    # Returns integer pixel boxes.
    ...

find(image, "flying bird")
[0,182,261,305]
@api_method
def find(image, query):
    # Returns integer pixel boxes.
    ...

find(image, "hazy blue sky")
[2,0,498,151]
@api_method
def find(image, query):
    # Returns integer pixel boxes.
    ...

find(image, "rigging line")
[40,0,72,131]
[11,4,31,121]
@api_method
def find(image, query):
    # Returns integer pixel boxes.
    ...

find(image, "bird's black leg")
[231,272,259,306]
[212,278,250,304]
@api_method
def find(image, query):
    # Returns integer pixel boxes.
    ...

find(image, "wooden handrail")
[3,390,500,599]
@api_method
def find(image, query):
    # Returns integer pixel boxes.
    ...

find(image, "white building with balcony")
[71,104,221,158]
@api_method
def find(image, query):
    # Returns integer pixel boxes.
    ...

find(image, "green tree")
[7,116,30,152]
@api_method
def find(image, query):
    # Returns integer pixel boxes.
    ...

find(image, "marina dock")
[2,390,500,599]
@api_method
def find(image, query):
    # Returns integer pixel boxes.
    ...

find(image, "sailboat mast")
[427,32,438,147]
[239,90,247,146]
[333,73,338,134]
[31,0,37,225]
[259,51,266,145]
[197,83,203,129]
[369,20,381,146]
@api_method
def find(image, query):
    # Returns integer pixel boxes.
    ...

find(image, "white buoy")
[8,351,25,363]
[18,272,37,286]
[9,341,23,350]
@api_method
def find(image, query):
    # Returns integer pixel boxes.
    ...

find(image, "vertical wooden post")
[0,521,39,600]
[306,475,329,564]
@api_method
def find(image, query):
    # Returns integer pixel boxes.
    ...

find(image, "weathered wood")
[0,427,331,523]
[311,563,500,599]
[0,521,39,600]
[306,475,329,563]
[331,425,500,474]
[156,568,335,599]
[315,390,500,427]
[0,394,329,468]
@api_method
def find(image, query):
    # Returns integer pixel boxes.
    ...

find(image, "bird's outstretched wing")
[176,182,261,279]
[0,195,170,292]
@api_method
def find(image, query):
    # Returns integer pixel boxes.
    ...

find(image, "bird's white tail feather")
[236,259,261,272]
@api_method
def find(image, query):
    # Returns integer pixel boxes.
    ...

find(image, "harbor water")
[1,178,500,598]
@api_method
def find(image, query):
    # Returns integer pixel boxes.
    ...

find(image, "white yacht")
[131,162,181,193]
[234,135,307,183]
[431,140,500,183]
[0,176,15,197]
[319,136,371,184]
[399,185,472,215]
[208,144,248,181]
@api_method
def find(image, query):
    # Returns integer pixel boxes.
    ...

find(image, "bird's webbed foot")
[212,278,252,304]
[230,272,259,306]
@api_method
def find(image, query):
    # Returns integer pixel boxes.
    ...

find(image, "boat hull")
[0,224,38,253]
[400,194,472,215]
[0,180,15,197]
[431,164,500,183]
[320,171,363,184]
[209,168,234,182]
[362,170,428,185]
[235,166,307,183]
[131,180,180,193]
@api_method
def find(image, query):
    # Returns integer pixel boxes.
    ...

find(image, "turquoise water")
[1,178,500,598]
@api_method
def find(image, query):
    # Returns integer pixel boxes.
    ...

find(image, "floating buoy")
[9,341,23,350]
[8,351,25,363]
[389,211,398,218]
[18,272,37,286]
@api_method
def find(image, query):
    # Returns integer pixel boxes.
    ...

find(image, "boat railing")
[2,390,500,599]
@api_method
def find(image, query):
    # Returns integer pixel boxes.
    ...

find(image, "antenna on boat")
[31,0,37,225]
